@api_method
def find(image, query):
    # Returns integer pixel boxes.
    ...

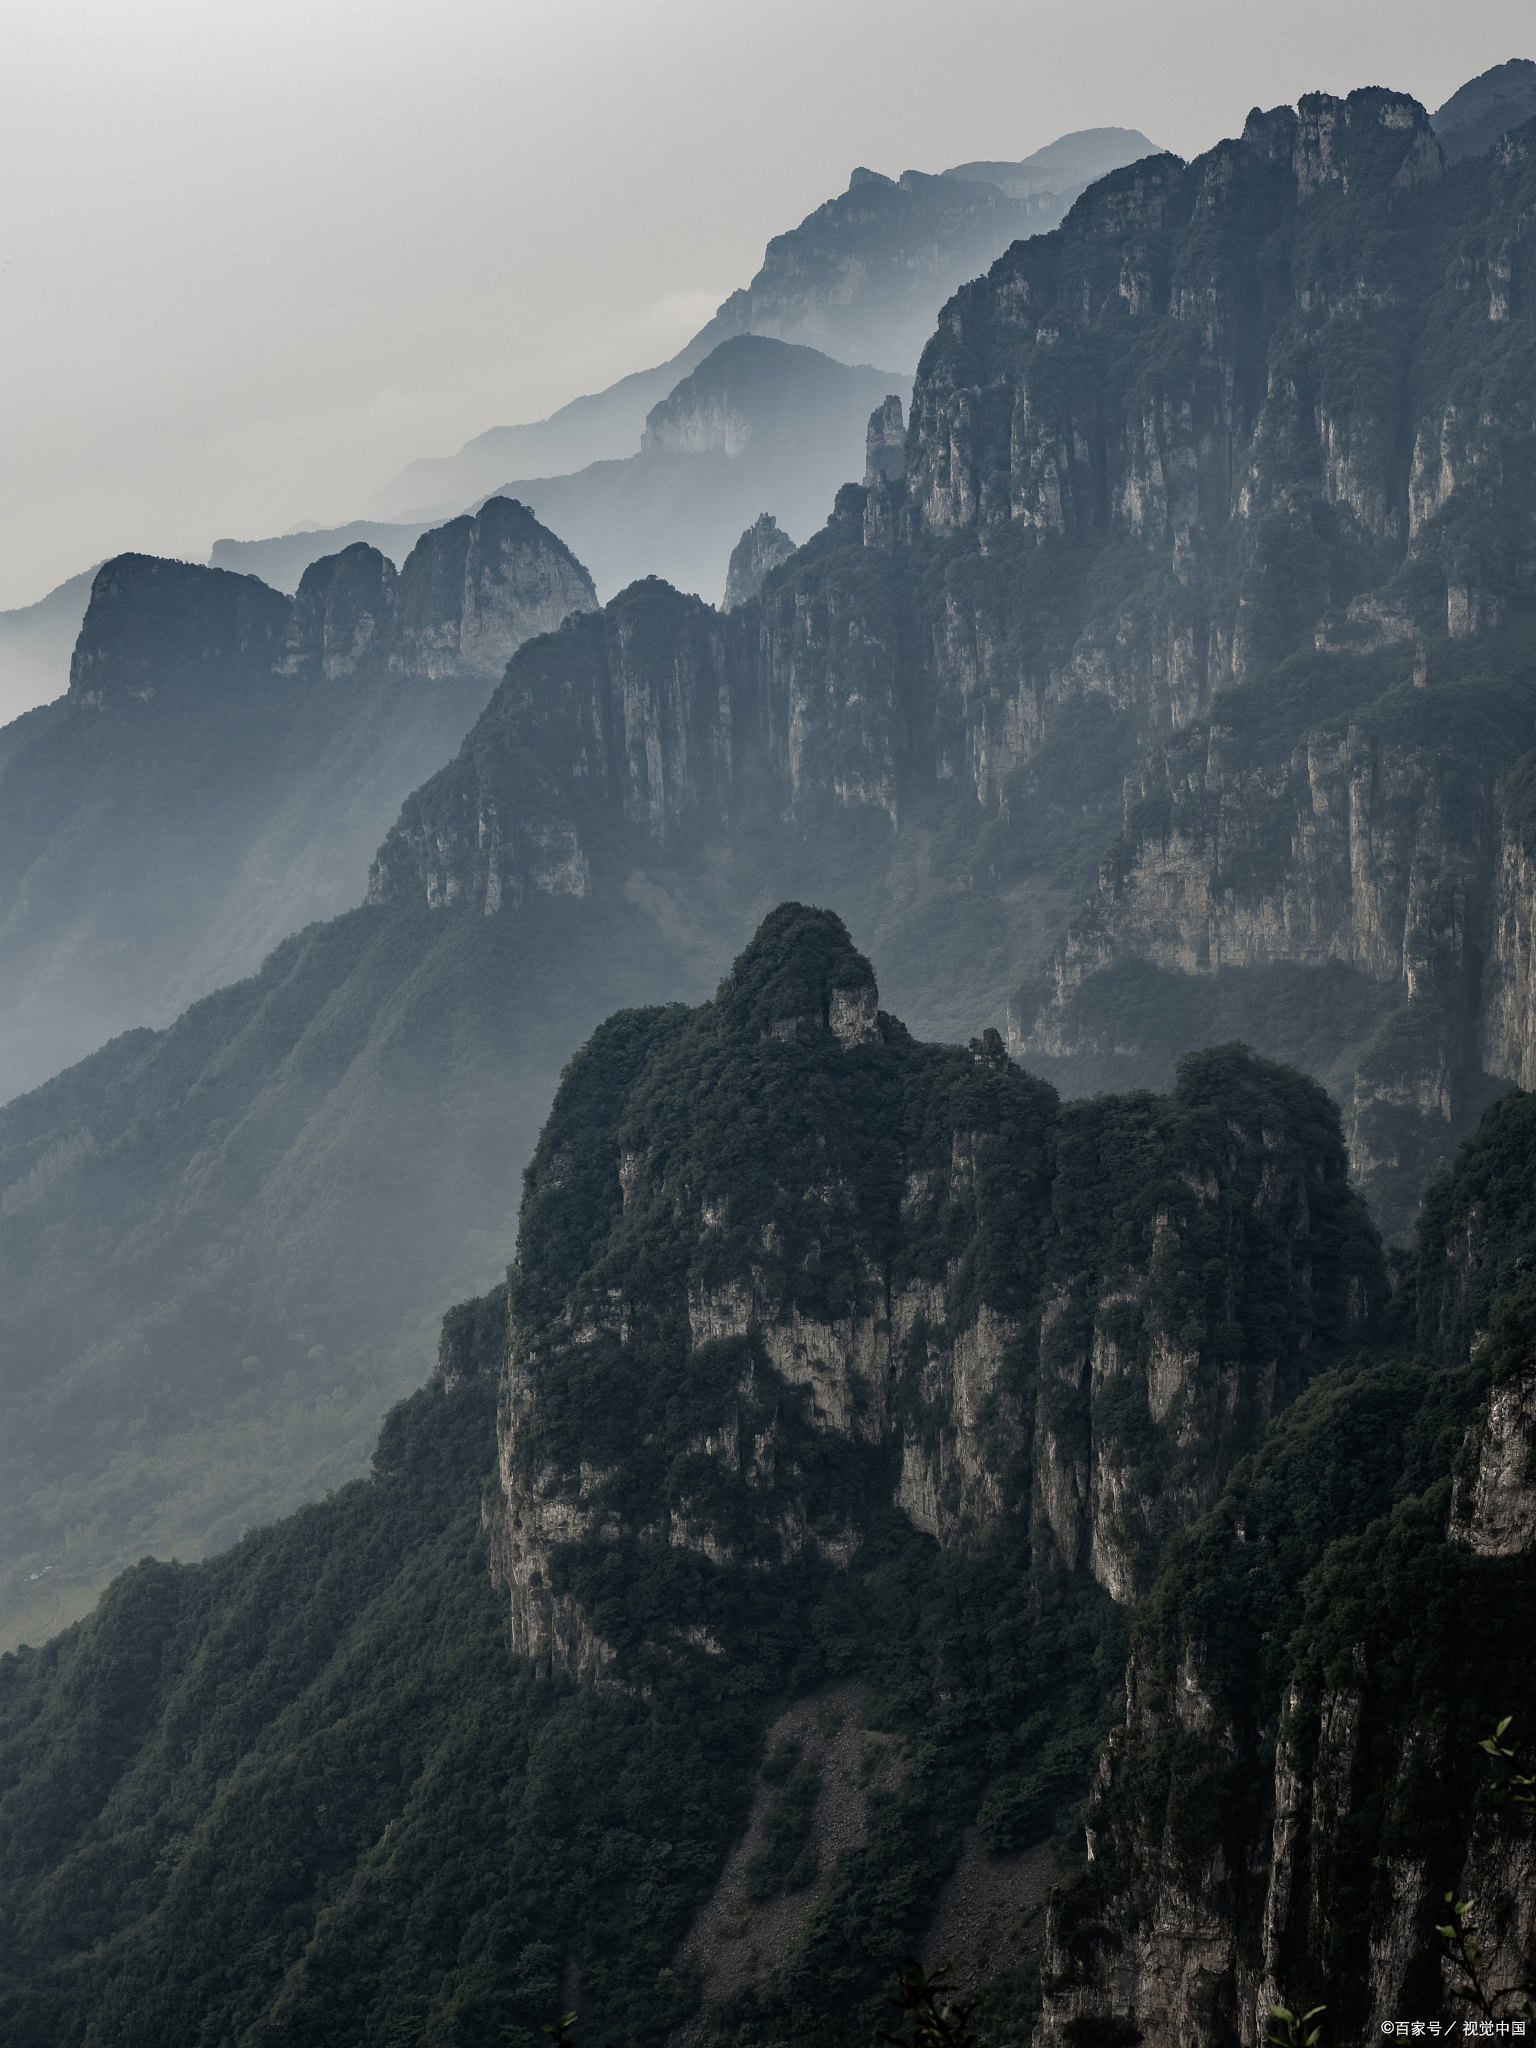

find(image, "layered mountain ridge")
[370,132,1159,524]
[6,76,1536,1659]
[0,905,1527,2047]
[0,497,595,1106]
[364,86,1536,1240]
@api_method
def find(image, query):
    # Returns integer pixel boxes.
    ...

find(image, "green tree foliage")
[1045,1082,1536,2039]
[0,919,1528,2045]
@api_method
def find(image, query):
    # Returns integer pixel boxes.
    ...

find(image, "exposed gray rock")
[864,395,906,487]
[722,513,796,611]
[1448,1372,1536,1555]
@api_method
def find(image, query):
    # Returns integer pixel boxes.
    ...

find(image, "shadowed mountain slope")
[0,497,595,1105]
[0,909,1527,2047]
[1432,56,1536,160]
[483,339,904,602]
[0,567,102,729]
[0,911,1391,2046]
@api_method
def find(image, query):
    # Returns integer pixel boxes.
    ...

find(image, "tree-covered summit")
[1,902,1530,2045]
[712,901,877,1042]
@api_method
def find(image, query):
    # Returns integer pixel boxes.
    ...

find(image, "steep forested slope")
[1038,1096,1536,2043]
[0,908,1528,2048]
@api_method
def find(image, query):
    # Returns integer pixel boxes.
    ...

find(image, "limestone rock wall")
[1480,829,1536,1087]
[485,1341,620,1687]
[1448,1371,1536,1555]
[722,513,796,612]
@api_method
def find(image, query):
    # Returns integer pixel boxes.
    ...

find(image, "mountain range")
[369,128,1161,526]
[0,905,1528,2045]
[226,339,903,610]
[0,498,595,1108]
[3,91,1536,2048]
[7,73,1536,1659]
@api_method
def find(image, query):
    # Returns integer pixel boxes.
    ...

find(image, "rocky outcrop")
[1007,719,1494,1225]
[1033,1082,1359,1604]
[485,1344,620,1687]
[864,396,906,487]
[69,556,290,708]
[93,500,596,705]
[1480,804,1536,1087]
[722,514,796,611]
[279,543,400,682]
[486,913,1378,1678]
[895,1296,1025,1542]
[1448,1371,1536,1554]
[398,495,596,676]
[1034,1191,1536,2048]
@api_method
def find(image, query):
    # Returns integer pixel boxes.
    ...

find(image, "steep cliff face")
[896,89,1535,1228]
[1035,1090,1536,2048]
[280,496,598,685]
[864,396,907,487]
[1479,753,1536,1097]
[69,555,292,704]
[722,514,797,612]
[480,909,1379,1675]
[397,495,597,677]
[372,93,1536,1240]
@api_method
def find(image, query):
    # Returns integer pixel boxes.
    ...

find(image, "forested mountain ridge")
[8,80,1536,1652]
[1038,1092,1536,2044]
[0,906,1528,2047]
[491,908,1379,1674]
[0,497,595,1104]
[370,86,1536,1241]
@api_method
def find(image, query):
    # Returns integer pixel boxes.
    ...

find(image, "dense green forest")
[2,907,1527,2045]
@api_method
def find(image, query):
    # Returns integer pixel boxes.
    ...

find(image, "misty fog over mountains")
[3,48,1536,2048]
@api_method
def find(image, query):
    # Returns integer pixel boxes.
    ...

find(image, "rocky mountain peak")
[714,903,880,1047]
[272,498,598,687]
[863,394,906,486]
[721,513,796,611]
[1291,86,1444,199]
[68,556,289,709]
[400,495,596,678]
[279,541,399,681]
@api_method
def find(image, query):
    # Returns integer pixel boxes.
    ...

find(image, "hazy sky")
[1,0,1530,613]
